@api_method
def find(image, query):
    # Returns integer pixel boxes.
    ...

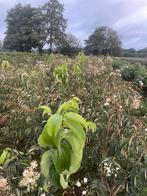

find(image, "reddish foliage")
[0,116,7,127]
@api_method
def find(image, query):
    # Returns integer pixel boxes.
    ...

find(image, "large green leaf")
[63,118,86,148]
[41,151,52,178]
[41,151,61,189]
[49,163,60,187]
[46,114,62,140]
[38,125,53,147]
[52,141,71,173]
[65,112,88,130]
[63,118,86,174]
[69,149,83,173]
[38,114,62,148]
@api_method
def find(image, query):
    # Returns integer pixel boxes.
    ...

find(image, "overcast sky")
[0,0,147,49]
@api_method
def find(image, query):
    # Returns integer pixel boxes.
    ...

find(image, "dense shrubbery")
[0,53,147,195]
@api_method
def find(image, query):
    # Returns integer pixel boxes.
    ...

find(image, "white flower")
[64,129,68,133]
[119,105,122,109]
[30,161,38,169]
[82,190,87,195]
[40,193,46,196]
[106,171,111,177]
[114,173,117,178]
[104,102,109,107]
[23,170,29,177]
[116,166,120,171]
[83,177,88,183]
[139,80,144,87]
[106,98,110,102]
[107,168,111,173]
[76,181,81,187]
[113,95,117,99]
[145,128,147,132]
[104,162,108,167]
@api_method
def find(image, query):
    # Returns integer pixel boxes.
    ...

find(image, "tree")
[0,41,3,51]
[121,48,137,57]
[85,26,122,56]
[58,33,82,56]
[4,4,45,52]
[42,0,67,53]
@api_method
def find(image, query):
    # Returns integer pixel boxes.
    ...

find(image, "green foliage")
[112,58,125,70]
[0,149,10,165]
[72,63,81,75]
[43,0,67,52]
[38,97,96,190]
[85,26,122,56]
[53,63,69,86]
[4,4,45,52]
[0,52,147,195]
[121,65,136,81]
[1,60,10,70]
[76,52,87,67]
[58,33,81,57]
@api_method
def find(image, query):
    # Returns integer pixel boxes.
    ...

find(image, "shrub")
[112,58,125,70]
[38,97,96,191]
[121,65,136,81]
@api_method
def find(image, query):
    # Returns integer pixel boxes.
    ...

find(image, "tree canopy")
[4,4,45,52]
[58,34,82,56]
[85,26,122,56]
[42,0,67,53]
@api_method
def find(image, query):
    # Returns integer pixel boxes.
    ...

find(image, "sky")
[0,0,147,49]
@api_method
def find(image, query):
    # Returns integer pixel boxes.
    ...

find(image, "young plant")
[53,63,69,86]
[72,63,82,75]
[38,97,96,191]
[1,60,10,70]
[75,52,87,68]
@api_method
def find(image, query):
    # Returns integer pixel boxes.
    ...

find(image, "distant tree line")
[2,0,122,56]
[122,48,147,58]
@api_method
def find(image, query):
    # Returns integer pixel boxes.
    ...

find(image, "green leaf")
[63,123,85,173]
[49,163,60,187]
[38,125,53,147]
[86,121,96,132]
[39,106,52,117]
[41,151,52,178]
[46,114,62,145]
[65,112,88,130]
[60,173,68,189]
[0,149,9,165]
[38,114,62,148]
[63,118,86,148]
[52,141,71,173]
[41,151,61,189]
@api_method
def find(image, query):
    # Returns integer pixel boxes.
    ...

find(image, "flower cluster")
[104,98,110,107]
[101,160,121,178]
[75,177,88,195]
[0,177,10,196]
[132,98,141,109]
[138,80,144,87]
[19,161,40,193]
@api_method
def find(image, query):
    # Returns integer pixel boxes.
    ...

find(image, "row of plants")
[0,53,147,195]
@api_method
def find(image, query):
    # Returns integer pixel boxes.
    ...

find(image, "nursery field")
[0,52,147,196]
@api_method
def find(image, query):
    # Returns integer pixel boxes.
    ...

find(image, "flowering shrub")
[19,161,40,193]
